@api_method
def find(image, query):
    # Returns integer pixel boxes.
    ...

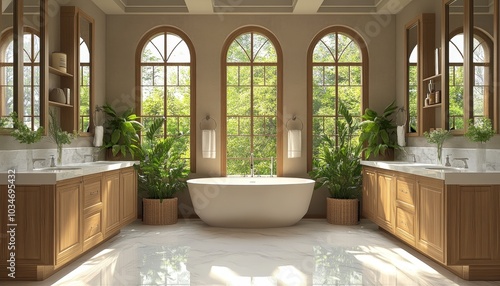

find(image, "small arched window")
[136,27,196,171]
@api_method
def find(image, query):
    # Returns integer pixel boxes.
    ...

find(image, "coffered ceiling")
[90,0,414,15]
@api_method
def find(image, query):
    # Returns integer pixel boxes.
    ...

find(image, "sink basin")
[425,167,463,171]
[36,167,82,172]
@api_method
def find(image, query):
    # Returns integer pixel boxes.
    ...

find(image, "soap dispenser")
[445,154,451,167]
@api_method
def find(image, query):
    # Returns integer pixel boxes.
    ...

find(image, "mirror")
[0,0,45,131]
[445,0,465,131]
[78,12,93,134]
[471,0,494,122]
[405,20,419,134]
[0,0,15,128]
[22,0,42,130]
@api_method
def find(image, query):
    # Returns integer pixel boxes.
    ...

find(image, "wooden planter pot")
[142,197,178,225]
[326,197,359,225]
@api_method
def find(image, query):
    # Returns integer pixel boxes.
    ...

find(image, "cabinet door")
[103,171,121,236]
[416,177,445,263]
[362,168,377,220]
[55,178,83,265]
[395,175,416,246]
[376,171,395,233]
[120,168,137,225]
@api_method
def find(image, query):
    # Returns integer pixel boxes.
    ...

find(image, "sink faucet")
[49,155,56,167]
[250,153,255,177]
[453,157,469,169]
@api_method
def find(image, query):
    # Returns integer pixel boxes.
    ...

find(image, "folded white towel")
[93,126,103,147]
[202,130,216,159]
[288,130,301,158]
[397,125,406,147]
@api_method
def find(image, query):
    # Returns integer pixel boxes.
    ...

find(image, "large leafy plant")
[135,117,189,201]
[309,102,363,199]
[359,100,400,159]
[102,104,142,159]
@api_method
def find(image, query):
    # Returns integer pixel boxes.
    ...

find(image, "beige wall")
[106,14,397,216]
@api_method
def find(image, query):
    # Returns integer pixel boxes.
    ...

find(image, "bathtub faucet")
[250,152,255,177]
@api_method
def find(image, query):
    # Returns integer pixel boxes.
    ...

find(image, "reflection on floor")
[7,219,500,286]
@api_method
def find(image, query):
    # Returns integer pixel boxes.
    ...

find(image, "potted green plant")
[465,118,495,171]
[424,129,451,165]
[309,102,363,225]
[8,112,44,170]
[49,110,77,165]
[359,100,400,160]
[134,117,190,225]
[101,103,142,160]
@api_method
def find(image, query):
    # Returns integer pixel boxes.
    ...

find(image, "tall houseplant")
[135,117,190,225]
[310,102,363,225]
[359,100,400,160]
[102,103,142,159]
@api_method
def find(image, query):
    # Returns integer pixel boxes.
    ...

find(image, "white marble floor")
[8,219,500,286]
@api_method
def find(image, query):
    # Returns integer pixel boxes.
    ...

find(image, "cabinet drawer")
[396,207,415,236]
[84,180,102,209]
[84,211,102,241]
[396,179,415,207]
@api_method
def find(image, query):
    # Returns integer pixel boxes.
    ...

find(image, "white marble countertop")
[361,161,500,185]
[0,161,137,185]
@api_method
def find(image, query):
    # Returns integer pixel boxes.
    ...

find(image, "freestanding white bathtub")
[187,177,315,228]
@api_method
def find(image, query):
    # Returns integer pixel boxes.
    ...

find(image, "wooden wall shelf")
[423,103,442,109]
[49,100,73,108]
[49,66,73,78]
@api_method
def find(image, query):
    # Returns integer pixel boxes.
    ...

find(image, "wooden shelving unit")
[49,66,73,78]
[48,100,73,108]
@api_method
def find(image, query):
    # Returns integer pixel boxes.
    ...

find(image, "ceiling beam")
[293,0,323,14]
[90,0,125,14]
[184,0,212,14]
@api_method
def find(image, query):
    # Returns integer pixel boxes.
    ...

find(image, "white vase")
[26,144,33,171]
[476,143,486,171]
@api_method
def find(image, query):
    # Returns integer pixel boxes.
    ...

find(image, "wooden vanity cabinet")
[0,167,137,280]
[362,166,500,280]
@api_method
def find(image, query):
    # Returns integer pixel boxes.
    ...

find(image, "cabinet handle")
[90,190,99,195]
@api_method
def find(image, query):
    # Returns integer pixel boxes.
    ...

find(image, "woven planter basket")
[143,197,178,225]
[326,197,359,225]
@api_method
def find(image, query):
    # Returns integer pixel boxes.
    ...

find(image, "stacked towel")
[396,125,406,147]
[202,129,216,159]
[93,126,103,147]
[288,130,301,158]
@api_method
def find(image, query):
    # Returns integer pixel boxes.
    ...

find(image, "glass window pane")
[167,34,190,63]
[253,66,264,85]
[167,86,190,116]
[253,86,276,116]
[167,66,179,86]
[313,35,336,63]
[227,86,251,116]
[240,66,251,86]
[227,66,238,85]
[179,66,190,85]
[253,35,277,63]
[324,66,335,86]
[142,35,165,62]
[142,86,164,116]
[142,66,154,86]
[227,34,251,63]
[313,86,335,116]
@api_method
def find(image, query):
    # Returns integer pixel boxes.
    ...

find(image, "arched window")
[136,27,196,171]
[307,27,368,171]
[0,27,40,130]
[221,27,283,176]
